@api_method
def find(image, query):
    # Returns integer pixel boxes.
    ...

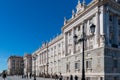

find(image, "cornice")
[62,0,109,31]
[33,35,63,55]
[48,36,63,47]
[62,0,99,31]
[105,47,120,52]
[108,0,120,11]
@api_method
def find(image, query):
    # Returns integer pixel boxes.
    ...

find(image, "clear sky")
[0,0,92,73]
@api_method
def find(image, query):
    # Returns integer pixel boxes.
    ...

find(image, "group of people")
[55,74,78,80]
[69,75,78,80]
[1,72,78,80]
[22,73,32,79]
[54,73,63,80]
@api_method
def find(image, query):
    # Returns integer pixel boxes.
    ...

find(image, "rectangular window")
[118,19,120,25]
[113,77,117,80]
[109,19,114,44]
[69,31,71,36]
[114,59,118,68]
[86,60,92,69]
[78,26,80,31]
[58,44,61,47]
[109,15,113,21]
[54,46,56,49]
[69,49,71,54]
[75,62,80,70]
[66,62,70,72]
[119,31,120,45]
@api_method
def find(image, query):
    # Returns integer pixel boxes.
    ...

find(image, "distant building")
[7,56,24,75]
[23,54,32,75]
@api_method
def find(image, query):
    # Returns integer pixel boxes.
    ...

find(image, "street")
[0,76,55,80]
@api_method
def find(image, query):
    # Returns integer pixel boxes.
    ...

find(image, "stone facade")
[7,56,24,75]
[32,0,120,80]
[23,54,32,75]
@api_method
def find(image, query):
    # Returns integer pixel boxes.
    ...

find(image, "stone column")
[100,6,109,47]
[95,11,100,47]
[72,28,75,54]
[64,32,67,56]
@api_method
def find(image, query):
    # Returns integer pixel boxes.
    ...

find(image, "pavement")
[0,76,56,80]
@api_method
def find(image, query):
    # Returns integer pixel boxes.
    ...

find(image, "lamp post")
[73,23,95,80]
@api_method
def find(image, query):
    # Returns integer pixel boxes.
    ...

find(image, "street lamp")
[73,23,95,80]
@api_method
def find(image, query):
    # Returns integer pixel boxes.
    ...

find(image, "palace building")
[31,0,120,80]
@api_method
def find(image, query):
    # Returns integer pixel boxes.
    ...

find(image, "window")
[58,44,61,47]
[86,60,92,69]
[78,26,80,31]
[113,77,117,80]
[119,31,120,45]
[118,19,120,25]
[75,62,80,70]
[54,46,56,49]
[66,62,70,72]
[109,15,113,21]
[109,32,113,43]
[109,25,114,43]
[69,31,71,36]
[113,59,118,68]
[69,49,71,54]
[51,48,53,51]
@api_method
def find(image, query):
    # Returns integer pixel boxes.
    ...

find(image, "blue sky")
[0,0,92,73]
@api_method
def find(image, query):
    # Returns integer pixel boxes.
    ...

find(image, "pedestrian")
[66,77,69,80]
[34,74,36,80]
[74,75,78,80]
[27,74,28,78]
[59,73,63,80]
[29,73,32,79]
[55,74,58,80]
[2,71,7,80]
[70,75,73,80]
[22,74,23,78]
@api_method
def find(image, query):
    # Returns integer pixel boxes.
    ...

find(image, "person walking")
[2,71,7,80]
[70,75,73,80]
[29,73,32,79]
[55,74,58,80]
[74,75,78,80]
[59,73,63,80]
[33,74,36,80]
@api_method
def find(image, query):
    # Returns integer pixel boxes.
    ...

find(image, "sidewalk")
[0,76,56,80]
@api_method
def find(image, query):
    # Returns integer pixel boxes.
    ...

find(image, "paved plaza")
[0,76,55,80]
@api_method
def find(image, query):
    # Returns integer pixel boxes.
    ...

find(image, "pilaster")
[95,11,100,47]
[72,28,75,54]
[64,32,67,56]
[100,6,109,47]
